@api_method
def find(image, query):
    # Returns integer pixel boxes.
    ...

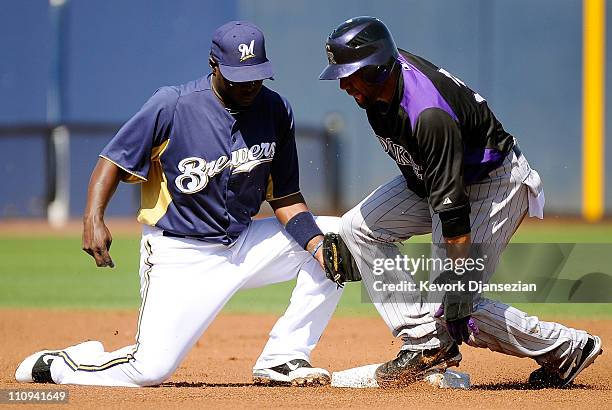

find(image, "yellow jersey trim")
[99,155,147,183]
[266,191,302,202]
[137,140,173,225]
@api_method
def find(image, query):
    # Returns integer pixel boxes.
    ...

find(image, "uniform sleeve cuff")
[439,206,471,238]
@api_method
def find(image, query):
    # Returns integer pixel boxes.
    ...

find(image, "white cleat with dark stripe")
[15,341,104,383]
[253,359,331,386]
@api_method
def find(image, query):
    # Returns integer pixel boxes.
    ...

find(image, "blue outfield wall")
[239,0,592,213]
[0,0,610,218]
[0,0,238,217]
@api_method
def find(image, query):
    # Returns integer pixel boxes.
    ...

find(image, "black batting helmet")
[319,16,399,83]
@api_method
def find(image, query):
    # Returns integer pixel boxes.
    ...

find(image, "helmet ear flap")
[359,60,396,84]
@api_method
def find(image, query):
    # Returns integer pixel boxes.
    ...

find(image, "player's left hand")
[434,305,479,345]
[82,217,115,268]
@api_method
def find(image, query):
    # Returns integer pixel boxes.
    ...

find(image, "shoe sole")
[376,352,462,388]
[561,335,603,387]
[420,352,462,379]
[252,369,331,387]
[290,374,331,386]
[253,374,331,387]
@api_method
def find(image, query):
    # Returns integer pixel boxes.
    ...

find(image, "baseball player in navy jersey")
[15,21,342,387]
[319,17,602,387]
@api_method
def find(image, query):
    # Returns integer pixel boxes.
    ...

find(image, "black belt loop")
[512,143,522,158]
[162,231,186,239]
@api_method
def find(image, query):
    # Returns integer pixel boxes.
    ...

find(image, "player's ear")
[209,57,218,75]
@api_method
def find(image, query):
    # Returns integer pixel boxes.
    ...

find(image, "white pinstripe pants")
[340,151,589,367]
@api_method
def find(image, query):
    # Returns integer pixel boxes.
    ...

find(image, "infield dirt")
[0,310,610,409]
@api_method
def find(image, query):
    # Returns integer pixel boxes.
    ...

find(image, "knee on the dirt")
[132,361,177,387]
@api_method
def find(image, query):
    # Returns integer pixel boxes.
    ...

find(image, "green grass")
[512,222,612,243]
[0,236,140,309]
[0,223,611,319]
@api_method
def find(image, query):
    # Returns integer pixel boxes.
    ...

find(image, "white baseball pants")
[50,216,342,387]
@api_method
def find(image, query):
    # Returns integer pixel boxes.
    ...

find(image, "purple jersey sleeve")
[266,98,300,201]
[99,86,179,182]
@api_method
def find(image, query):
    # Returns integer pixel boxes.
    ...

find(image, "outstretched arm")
[82,157,125,268]
[270,193,324,267]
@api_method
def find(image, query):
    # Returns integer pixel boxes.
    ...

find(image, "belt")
[162,231,207,240]
[162,231,236,247]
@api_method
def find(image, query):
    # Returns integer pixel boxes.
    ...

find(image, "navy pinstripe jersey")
[366,50,515,237]
[100,75,299,245]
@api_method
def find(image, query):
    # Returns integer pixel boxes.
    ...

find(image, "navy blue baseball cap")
[210,21,274,82]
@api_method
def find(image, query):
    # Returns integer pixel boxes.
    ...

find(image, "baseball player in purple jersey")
[15,21,342,387]
[319,17,602,387]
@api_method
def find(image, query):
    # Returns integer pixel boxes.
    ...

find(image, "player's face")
[222,77,264,107]
[339,70,382,109]
[211,63,263,108]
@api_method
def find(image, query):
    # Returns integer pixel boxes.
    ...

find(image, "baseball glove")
[322,233,362,287]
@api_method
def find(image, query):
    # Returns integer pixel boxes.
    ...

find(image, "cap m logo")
[238,40,255,62]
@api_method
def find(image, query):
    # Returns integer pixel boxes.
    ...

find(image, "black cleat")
[31,354,58,383]
[375,343,462,387]
[529,335,603,388]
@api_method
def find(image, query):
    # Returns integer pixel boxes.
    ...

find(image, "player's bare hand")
[82,217,115,268]
[306,235,325,269]
[444,234,471,260]
[314,247,325,269]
